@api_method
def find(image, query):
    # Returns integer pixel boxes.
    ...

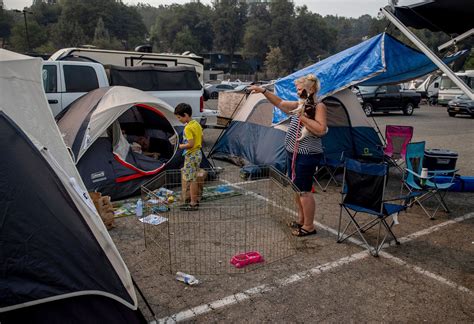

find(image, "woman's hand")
[248,85,266,94]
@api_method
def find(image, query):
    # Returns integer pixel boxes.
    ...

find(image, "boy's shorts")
[182,150,202,181]
[286,151,323,192]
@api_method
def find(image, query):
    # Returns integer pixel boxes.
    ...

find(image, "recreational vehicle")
[49,47,205,84]
[438,70,474,106]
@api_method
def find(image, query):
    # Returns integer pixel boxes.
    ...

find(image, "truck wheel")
[448,112,456,117]
[363,103,373,116]
[403,102,414,116]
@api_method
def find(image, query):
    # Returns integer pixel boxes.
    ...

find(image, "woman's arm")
[248,85,298,114]
[300,102,327,137]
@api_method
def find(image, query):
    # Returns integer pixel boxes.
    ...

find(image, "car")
[205,83,235,99]
[226,84,249,93]
[447,94,474,118]
[355,84,421,116]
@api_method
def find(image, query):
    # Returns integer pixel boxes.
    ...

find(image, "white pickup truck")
[42,61,214,120]
[42,61,108,117]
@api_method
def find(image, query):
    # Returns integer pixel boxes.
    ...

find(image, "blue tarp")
[274,33,466,123]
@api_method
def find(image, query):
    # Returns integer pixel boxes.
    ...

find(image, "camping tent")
[0,50,144,322]
[57,86,212,199]
[211,32,466,171]
[210,89,381,171]
[274,32,466,123]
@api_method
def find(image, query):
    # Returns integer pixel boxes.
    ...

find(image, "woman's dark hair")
[174,103,192,117]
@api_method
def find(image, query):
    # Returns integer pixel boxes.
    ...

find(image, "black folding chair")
[337,158,410,256]
[313,152,345,192]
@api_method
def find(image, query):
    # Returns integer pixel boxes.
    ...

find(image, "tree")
[10,19,47,52]
[242,3,272,67]
[268,0,295,71]
[51,15,86,48]
[292,6,335,68]
[173,26,201,53]
[265,46,287,78]
[150,3,213,53]
[0,8,13,47]
[212,0,247,73]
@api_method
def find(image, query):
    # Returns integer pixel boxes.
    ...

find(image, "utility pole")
[13,9,33,52]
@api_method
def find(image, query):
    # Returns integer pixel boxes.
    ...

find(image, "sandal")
[287,221,303,229]
[292,227,317,237]
[180,204,199,211]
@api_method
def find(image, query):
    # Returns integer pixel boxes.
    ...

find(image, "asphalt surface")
[111,101,474,323]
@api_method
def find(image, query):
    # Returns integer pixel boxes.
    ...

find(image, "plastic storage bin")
[424,149,458,175]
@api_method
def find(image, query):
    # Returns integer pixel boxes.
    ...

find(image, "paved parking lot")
[112,103,474,322]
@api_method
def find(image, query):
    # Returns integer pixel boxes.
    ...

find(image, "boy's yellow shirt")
[183,119,203,154]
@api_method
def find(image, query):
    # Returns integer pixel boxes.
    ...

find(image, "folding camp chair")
[313,152,345,192]
[403,141,458,219]
[337,158,410,256]
[383,125,414,174]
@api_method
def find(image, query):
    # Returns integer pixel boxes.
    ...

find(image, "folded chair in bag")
[383,125,414,174]
[337,158,410,256]
[403,141,458,219]
[313,152,345,192]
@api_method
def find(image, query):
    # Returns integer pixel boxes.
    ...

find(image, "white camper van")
[49,47,205,84]
[438,70,474,106]
[415,74,441,100]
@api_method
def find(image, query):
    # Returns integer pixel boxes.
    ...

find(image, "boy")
[174,103,203,211]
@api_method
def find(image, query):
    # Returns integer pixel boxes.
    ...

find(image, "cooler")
[424,149,458,175]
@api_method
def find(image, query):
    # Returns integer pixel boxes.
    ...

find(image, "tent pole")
[380,7,474,101]
[371,114,386,147]
[207,91,249,159]
[438,28,474,52]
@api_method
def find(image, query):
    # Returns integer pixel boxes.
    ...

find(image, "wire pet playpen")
[141,166,298,274]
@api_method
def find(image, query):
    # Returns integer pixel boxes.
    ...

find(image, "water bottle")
[135,199,143,218]
[175,272,199,285]
[420,168,428,186]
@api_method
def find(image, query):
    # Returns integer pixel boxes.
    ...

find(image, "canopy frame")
[380,6,474,101]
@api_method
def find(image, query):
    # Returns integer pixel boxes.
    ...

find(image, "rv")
[438,70,474,106]
[49,47,205,84]
[416,74,441,101]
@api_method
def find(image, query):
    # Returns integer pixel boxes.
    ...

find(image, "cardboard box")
[217,92,246,120]
[89,192,115,229]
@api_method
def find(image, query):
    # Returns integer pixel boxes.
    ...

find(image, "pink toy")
[230,251,264,268]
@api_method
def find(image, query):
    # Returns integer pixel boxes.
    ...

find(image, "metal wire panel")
[141,166,298,274]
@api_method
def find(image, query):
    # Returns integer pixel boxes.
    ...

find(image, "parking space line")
[157,185,473,323]
[390,212,474,246]
[157,251,369,323]
[379,251,474,296]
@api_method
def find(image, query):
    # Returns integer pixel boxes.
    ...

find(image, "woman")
[248,75,327,236]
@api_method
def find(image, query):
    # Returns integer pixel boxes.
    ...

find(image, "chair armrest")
[428,169,459,175]
[404,168,435,180]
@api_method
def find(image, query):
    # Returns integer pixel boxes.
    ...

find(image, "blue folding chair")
[403,141,458,219]
[338,158,410,256]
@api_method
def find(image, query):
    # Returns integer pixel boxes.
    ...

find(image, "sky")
[4,0,419,18]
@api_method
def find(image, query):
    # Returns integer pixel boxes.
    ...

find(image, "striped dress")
[284,105,324,155]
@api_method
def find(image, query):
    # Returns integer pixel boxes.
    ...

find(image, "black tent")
[393,0,473,35]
